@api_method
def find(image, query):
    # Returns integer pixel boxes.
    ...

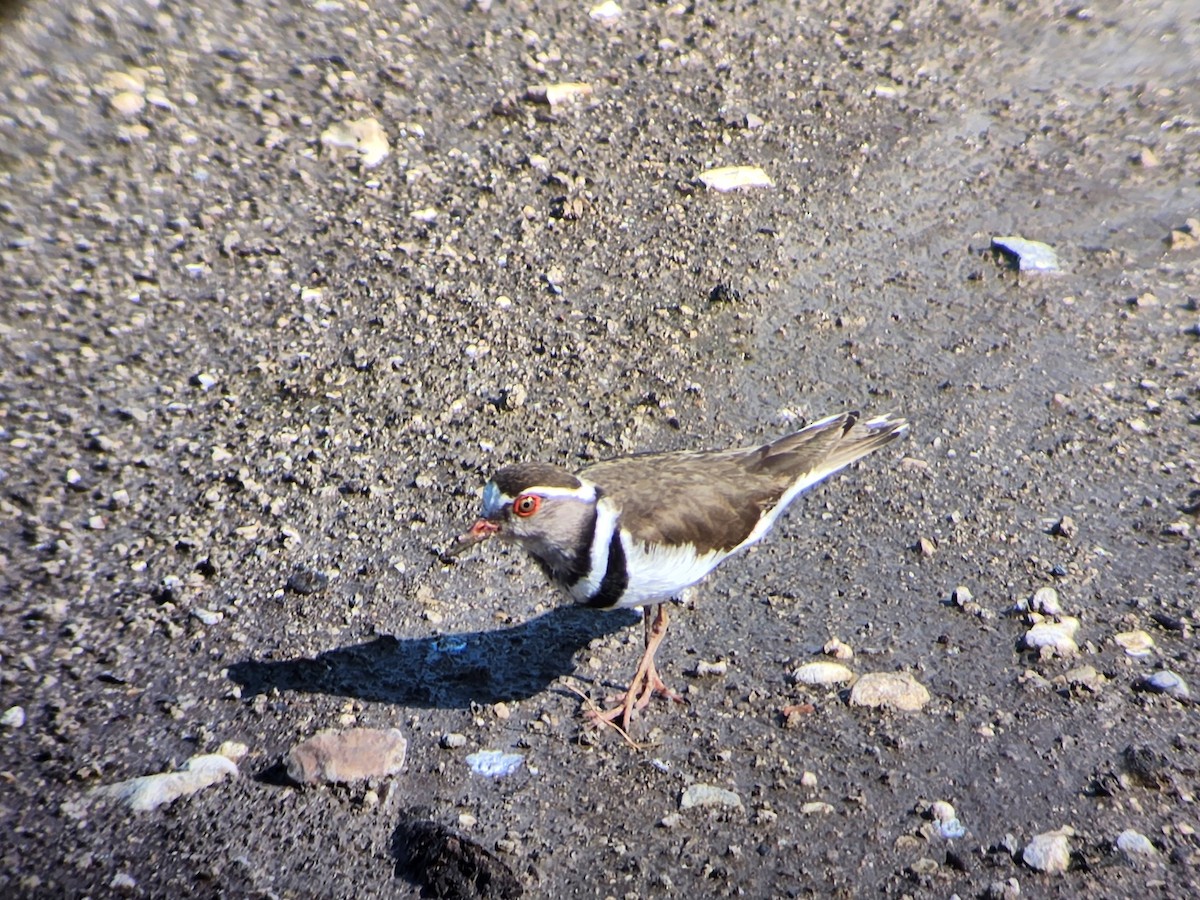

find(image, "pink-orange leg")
[588,603,686,732]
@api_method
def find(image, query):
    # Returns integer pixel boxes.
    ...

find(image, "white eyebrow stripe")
[512,482,597,502]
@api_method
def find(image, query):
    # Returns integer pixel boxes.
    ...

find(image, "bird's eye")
[513,495,541,518]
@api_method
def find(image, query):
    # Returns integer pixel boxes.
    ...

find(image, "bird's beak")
[447,518,500,557]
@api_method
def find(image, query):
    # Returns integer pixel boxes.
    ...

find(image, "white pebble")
[822,638,853,660]
[1022,827,1073,874]
[465,750,524,778]
[1115,829,1157,858]
[1,705,26,728]
[792,661,855,686]
[88,753,239,812]
[680,784,743,811]
[690,659,728,677]
[110,91,145,116]
[1114,630,1155,658]
[1030,587,1064,616]
[848,672,930,711]
[1138,670,1190,699]
[931,800,966,839]
[1023,618,1079,656]
[191,608,223,626]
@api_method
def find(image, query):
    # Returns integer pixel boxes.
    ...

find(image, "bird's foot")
[585,661,686,733]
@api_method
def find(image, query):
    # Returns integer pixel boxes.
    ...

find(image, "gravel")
[2,0,1198,896]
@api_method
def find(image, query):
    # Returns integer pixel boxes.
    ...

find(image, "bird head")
[450,463,599,567]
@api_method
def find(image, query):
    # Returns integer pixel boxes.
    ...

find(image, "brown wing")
[581,448,790,555]
[580,412,907,555]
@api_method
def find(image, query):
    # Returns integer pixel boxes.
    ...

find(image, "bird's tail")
[752,411,909,483]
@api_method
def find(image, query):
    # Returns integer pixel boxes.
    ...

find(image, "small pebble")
[951,585,974,606]
[86,752,239,812]
[190,608,223,626]
[848,672,930,711]
[822,637,853,660]
[110,873,138,891]
[1137,670,1190,700]
[985,878,1022,900]
[1023,618,1079,657]
[1115,829,1157,859]
[1063,665,1106,692]
[1,706,26,728]
[800,771,817,787]
[526,82,593,108]
[286,728,408,784]
[1115,630,1155,658]
[500,384,527,410]
[992,235,1061,273]
[589,0,622,20]
[287,568,330,595]
[440,733,468,749]
[1030,586,1064,617]
[320,117,389,168]
[1022,826,1073,874]
[110,91,145,116]
[465,750,524,778]
[931,800,966,839]
[1051,516,1078,539]
[792,661,855,686]
[690,659,728,677]
[696,165,773,192]
[680,784,743,811]
[800,801,834,815]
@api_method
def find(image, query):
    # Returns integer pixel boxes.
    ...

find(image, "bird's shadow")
[226,606,641,709]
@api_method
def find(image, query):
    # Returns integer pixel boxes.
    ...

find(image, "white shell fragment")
[320,117,389,168]
[1114,630,1155,658]
[1137,669,1190,700]
[992,235,1061,273]
[1023,617,1080,657]
[589,1,622,20]
[1022,827,1073,873]
[792,661,856,686]
[465,750,525,778]
[848,672,930,711]
[680,784,744,811]
[526,82,593,109]
[697,165,774,192]
[88,750,240,812]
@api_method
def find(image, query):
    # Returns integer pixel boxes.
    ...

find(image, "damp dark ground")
[2,0,1199,897]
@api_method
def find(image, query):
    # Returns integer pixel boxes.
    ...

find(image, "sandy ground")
[2,0,1199,897]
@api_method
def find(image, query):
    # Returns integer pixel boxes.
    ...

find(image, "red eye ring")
[513,494,541,518]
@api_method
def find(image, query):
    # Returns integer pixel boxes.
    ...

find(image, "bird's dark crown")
[490,462,582,497]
